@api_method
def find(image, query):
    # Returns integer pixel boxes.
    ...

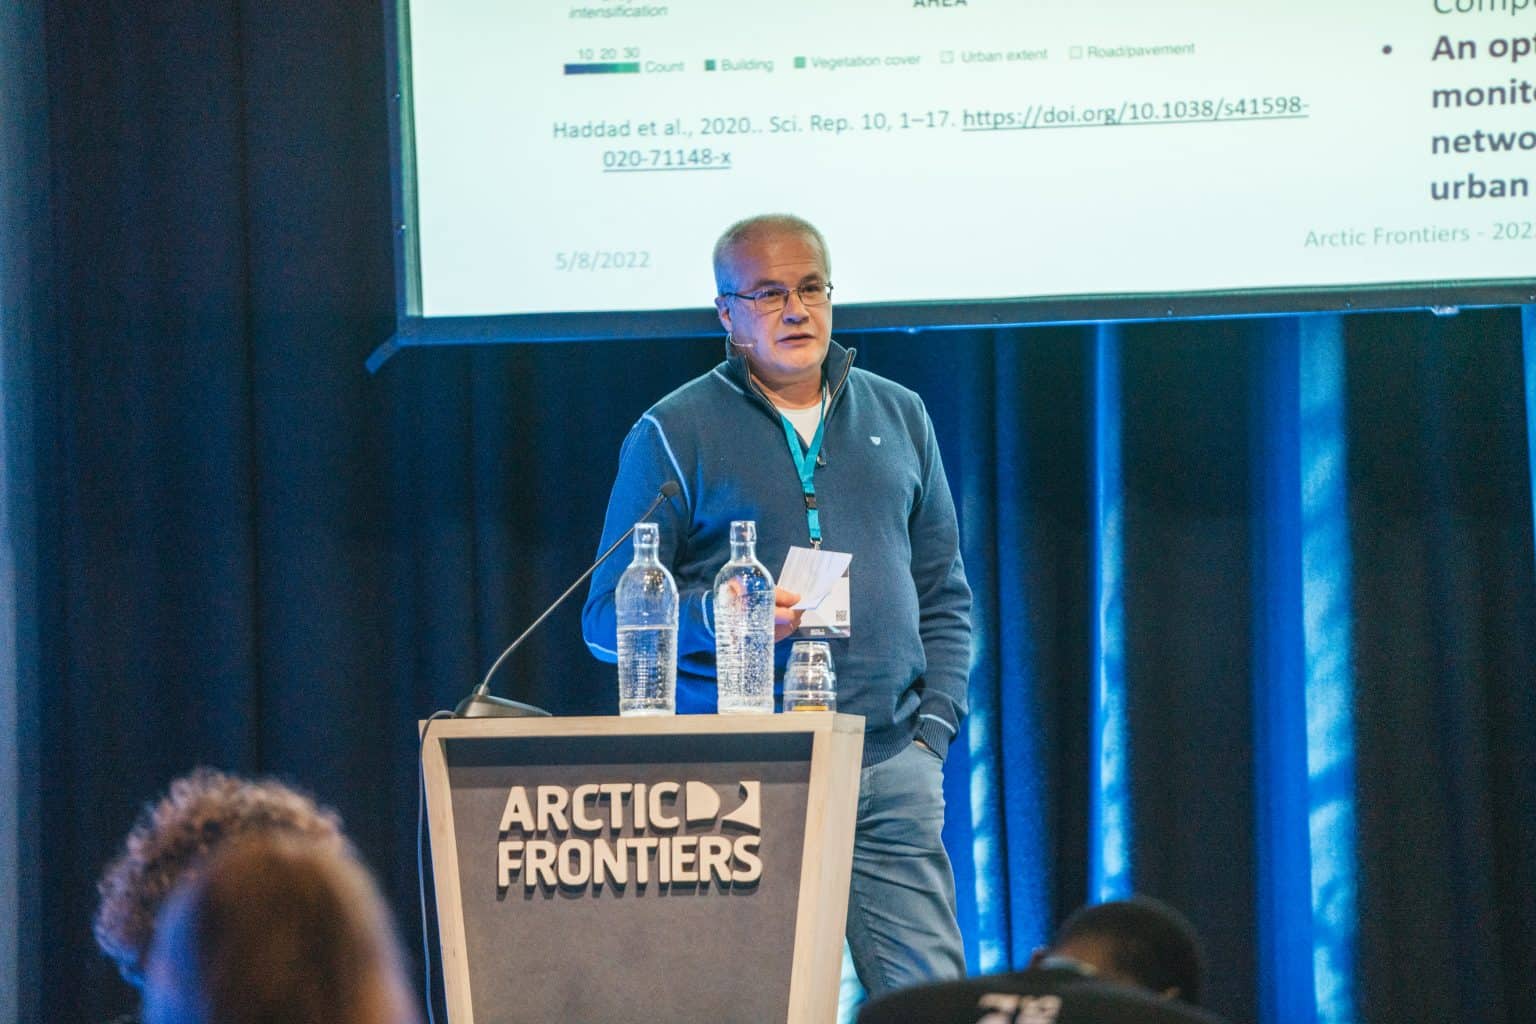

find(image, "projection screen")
[376,0,1536,364]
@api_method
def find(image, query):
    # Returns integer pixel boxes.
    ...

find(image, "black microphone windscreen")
[660,480,681,498]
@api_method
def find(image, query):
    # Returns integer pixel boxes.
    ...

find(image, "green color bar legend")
[564,62,641,76]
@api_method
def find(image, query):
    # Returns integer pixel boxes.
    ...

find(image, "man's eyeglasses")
[720,282,833,315]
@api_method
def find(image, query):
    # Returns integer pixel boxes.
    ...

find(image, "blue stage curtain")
[1251,315,1359,1024]
[0,0,51,1018]
[856,311,1536,1024]
[8,3,1536,1023]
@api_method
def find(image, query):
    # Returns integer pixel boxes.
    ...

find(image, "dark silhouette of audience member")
[1032,895,1206,1005]
[94,768,349,1022]
[141,836,419,1024]
[857,896,1228,1024]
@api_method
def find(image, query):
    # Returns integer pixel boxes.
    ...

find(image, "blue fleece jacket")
[581,341,972,767]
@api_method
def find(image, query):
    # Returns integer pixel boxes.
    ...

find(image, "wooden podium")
[421,713,865,1024]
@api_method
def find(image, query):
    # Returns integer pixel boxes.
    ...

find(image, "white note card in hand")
[778,546,853,610]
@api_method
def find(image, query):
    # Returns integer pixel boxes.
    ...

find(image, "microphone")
[453,480,682,718]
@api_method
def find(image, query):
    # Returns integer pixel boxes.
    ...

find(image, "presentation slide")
[402,0,1536,323]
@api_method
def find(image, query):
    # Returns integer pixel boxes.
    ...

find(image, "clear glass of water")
[783,641,836,712]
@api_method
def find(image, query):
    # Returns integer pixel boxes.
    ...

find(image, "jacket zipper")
[743,346,857,423]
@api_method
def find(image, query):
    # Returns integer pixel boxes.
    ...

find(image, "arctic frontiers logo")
[495,779,763,894]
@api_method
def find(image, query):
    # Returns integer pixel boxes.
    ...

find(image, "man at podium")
[583,213,973,999]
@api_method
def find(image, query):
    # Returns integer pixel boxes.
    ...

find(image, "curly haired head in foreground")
[93,767,347,986]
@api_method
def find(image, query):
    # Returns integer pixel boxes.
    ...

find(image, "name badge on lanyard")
[779,401,852,638]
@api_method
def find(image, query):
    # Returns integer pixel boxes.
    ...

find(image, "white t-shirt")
[775,389,826,445]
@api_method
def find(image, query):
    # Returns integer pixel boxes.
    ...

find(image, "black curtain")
[1346,313,1536,1024]
[7,3,1536,1024]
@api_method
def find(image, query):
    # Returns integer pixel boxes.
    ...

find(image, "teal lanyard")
[778,397,827,548]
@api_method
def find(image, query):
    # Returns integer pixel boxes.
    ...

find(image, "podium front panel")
[422,715,863,1024]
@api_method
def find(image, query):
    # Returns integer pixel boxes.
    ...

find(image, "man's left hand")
[773,587,803,641]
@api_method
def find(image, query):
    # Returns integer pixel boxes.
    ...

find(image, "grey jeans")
[844,739,967,996]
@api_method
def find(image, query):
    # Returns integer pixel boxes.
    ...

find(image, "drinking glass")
[783,641,836,712]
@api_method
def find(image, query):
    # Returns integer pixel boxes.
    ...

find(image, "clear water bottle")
[616,522,678,716]
[713,520,776,713]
